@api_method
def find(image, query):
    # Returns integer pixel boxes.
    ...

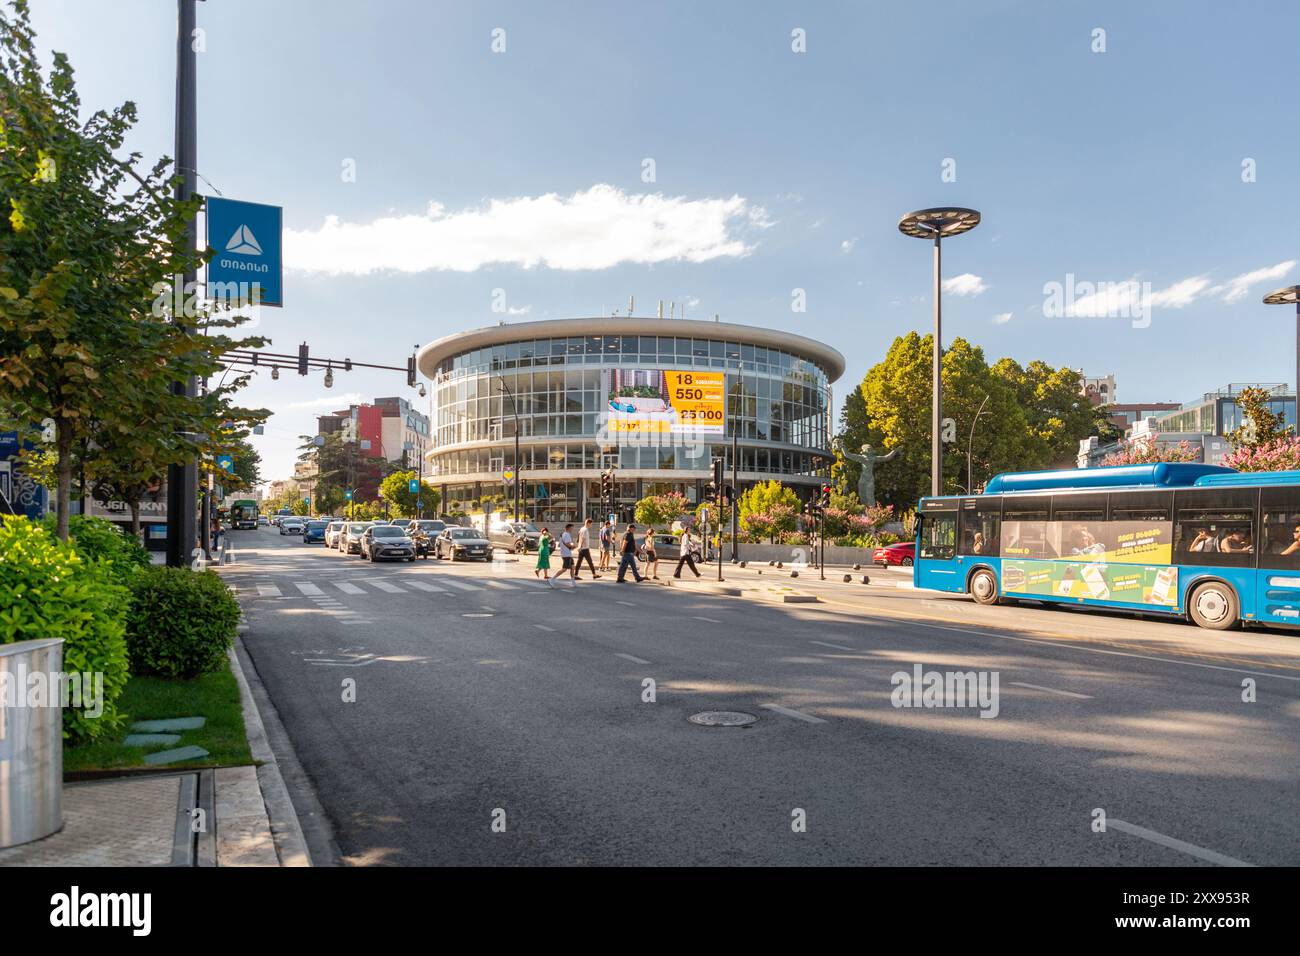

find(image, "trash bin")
[0,638,64,849]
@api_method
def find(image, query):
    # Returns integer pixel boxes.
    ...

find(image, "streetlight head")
[1263,285,1300,306]
[898,207,982,240]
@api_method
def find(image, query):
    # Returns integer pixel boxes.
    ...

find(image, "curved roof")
[417,317,845,382]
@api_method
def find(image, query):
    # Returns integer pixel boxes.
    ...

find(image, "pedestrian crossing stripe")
[256,584,282,597]
[406,581,449,593]
[295,582,324,595]
[440,579,482,591]
[366,579,406,593]
[334,582,366,594]
[485,580,517,590]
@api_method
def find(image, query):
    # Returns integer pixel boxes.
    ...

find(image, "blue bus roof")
[1193,469,1300,487]
[981,463,1234,495]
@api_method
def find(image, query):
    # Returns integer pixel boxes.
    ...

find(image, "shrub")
[43,514,150,579]
[0,516,130,742]
[126,566,241,678]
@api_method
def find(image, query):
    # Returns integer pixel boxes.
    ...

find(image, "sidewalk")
[0,642,308,868]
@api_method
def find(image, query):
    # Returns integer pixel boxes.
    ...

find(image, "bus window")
[920,512,956,561]
[1260,486,1300,570]
[1173,488,1257,567]
[1002,496,1051,559]
[960,499,1000,557]
[1051,492,1107,523]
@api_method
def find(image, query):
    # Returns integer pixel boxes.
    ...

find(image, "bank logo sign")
[206,196,282,307]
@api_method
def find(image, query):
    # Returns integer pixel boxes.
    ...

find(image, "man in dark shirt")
[616,523,645,583]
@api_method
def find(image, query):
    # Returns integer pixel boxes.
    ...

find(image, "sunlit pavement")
[220,527,1300,867]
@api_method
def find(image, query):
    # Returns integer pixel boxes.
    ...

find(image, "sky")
[26,0,1300,483]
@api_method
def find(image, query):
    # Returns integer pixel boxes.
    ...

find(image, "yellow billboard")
[605,368,725,435]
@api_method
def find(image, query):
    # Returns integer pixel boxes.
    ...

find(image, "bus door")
[916,499,961,592]
[1256,486,1300,624]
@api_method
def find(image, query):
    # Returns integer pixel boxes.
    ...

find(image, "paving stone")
[129,716,207,732]
[143,745,210,766]
[123,733,182,747]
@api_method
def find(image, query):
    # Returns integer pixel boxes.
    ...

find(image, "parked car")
[324,521,346,549]
[488,520,541,554]
[435,527,491,561]
[360,524,416,562]
[873,541,915,567]
[303,520,328,544]
[279,517,306,535]
[339,521,374,555]
[408,519,446,558]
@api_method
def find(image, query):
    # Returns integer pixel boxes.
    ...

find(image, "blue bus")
[914,463,1300,630]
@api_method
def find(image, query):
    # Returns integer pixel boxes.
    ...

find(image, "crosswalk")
[240,574,554,602]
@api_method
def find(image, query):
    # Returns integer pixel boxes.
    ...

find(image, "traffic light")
[298,342,309,376]
[601,469,613,501]
[723,485,735,505]
[709,458,724,502]
[406,354,417,388]
[820,482,832,507]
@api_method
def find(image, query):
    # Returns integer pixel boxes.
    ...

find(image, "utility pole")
[730,358,740,562]
[166,0,199,568]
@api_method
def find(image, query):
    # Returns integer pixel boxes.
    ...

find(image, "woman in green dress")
[535,528,554,585]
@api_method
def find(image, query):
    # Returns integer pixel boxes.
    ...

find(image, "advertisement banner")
[603,368,725,436]
[1002,559,1179,607]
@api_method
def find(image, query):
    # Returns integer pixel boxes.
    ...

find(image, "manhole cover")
[462,613,494,618]
[689,711,757,727]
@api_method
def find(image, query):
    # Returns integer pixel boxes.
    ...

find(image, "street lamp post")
[497,377,521,521]
[966,393,990,494]
[898,207,982,498]
[1263,286,1300,417]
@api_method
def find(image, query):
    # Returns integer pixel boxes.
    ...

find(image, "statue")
[838,441,900,506]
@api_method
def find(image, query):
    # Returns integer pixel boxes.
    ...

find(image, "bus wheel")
[969,568,1000,606]
[1188,581,1239,630]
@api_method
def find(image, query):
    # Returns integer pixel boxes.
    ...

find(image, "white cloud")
[991,312,1012,324]
[1148,276,1212,308]
[284,185,765,274]
[942,273,987,297]
[1211,260,1296,303]
[283,392,363,411]
[840,238,856,253]
[505,305,531,316]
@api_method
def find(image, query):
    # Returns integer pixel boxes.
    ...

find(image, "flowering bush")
[1222,436,1300,472]
[741,503,798,543]
[1101,434,1199,465]
[635,492,691,527]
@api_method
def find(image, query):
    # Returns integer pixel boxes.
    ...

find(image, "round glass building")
[416,317,844,523]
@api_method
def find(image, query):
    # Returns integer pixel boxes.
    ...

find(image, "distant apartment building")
[375,395,431,468]
[1079,372,1117,406]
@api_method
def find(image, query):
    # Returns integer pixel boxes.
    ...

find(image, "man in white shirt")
[559,523,578,585]
[673,527,702,579]
[575,517,600,579]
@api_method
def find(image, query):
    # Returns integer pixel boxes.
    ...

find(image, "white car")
[279,517,306,535]
[324,521,345,549]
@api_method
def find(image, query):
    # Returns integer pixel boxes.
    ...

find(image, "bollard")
[739,561,747,568]
[776,561,784,569]
[0,638,64,849]
[861,575,870,584]
[853,563,861,571]
[790,570,798,578]
[843,574,852,583]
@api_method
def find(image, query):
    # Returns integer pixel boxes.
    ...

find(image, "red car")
[873,541,915,567]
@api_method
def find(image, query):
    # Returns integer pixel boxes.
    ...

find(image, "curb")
[226,642,313,867]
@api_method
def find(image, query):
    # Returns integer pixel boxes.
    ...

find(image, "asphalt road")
[222,528,1300,866]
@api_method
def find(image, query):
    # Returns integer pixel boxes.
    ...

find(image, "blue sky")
[29,0,1300,481]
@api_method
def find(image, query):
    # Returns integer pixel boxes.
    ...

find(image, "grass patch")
[63,656,253,773]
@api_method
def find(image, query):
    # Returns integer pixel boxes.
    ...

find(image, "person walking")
[642,525,660,579]
[616,523,645,583]
[576,517,600,579]
[535,528,554,585]
[673,526,701,579]
[559,523,578,586]
[598,520,613,571]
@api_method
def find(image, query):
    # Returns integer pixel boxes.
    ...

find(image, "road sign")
[215,454,234,473]
[408,478,420,494]
[206,197,283,307]
[344,490,353,500]
[302,498,310,506]
[503,468,515,484]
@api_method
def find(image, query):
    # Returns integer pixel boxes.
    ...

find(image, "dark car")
[873,541,915,567]
[435,527,491,561]
[361,524,416,562]
[303,520,328,544]
[488,520,541,554]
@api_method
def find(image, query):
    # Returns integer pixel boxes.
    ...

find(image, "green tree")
[992,358,1097,467]
[0,3,266,540]
[378,469,436,518]
[1226,386,1291,450]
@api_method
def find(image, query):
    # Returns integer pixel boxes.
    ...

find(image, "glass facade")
[426,330,838,520]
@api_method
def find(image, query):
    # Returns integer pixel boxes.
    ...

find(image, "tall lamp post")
[898,207,981,497]
[497,378,521,520]
[1263,286,1300,420]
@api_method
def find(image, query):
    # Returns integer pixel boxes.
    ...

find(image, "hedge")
[125,566,241,678]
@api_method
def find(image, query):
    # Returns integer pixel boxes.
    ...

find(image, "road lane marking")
[485,580,518,590]
[533,624,555,632]
[1107,819,1255,867]
[616,600,637,607]
[294,582,324,596]
[441,579,483,591]
[693,616,722,623]
[406,580,449,593]
[334,582,365,594]
[1009,681,1093,699]
[615,652,651,664]
[518,579,552,588]
[256,584,282,597]
[810,640,856,651]
[760,703,827,724]
[366,579,406,593]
